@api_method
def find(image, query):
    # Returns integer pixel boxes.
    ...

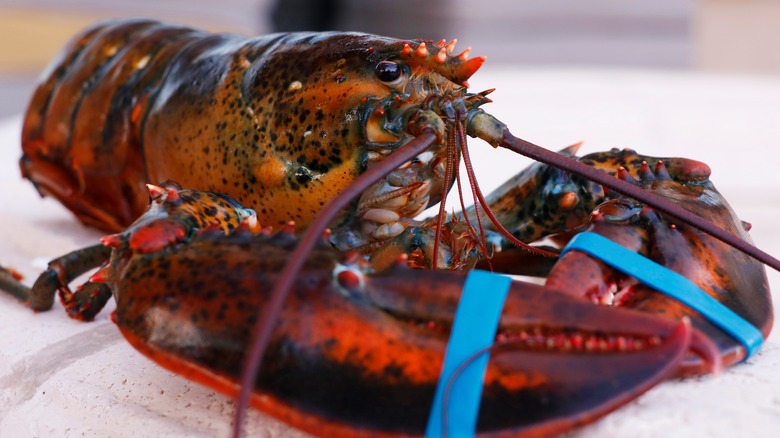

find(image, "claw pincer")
[490,148,772,374]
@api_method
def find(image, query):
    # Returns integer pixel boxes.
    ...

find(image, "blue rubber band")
[426,270,511,438]
[561,232,763,358]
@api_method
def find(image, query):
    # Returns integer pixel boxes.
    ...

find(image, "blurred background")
[1,0,779,118]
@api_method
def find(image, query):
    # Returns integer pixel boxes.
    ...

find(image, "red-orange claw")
[493,301,693,436]
[357,270,697,436]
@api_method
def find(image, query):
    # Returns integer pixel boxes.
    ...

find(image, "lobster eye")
[375,61,404,85]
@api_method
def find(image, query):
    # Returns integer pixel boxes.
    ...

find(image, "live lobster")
[0,18,776,437]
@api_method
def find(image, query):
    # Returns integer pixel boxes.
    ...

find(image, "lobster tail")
[20,19,208,231]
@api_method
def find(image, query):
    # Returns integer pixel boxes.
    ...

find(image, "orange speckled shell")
[142,32,398,228]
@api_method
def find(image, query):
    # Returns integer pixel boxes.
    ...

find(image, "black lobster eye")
[375,61,404,85]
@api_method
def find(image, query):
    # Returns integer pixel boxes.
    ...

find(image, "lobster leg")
[0,267,27,302]
[0,243,111,317]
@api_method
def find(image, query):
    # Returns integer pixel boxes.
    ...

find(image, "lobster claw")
[474,327,692,434]
[364,268,718,436]
[103,228,715,437]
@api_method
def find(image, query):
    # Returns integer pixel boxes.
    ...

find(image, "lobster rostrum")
[1,19,776,437]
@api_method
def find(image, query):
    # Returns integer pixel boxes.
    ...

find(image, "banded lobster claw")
[101,222,716,437]
[367,266,717,436]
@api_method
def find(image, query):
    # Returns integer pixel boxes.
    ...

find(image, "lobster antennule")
[450,115,559,260]
[430,107,560,270]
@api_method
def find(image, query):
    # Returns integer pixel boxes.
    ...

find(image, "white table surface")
[1,68,780,437]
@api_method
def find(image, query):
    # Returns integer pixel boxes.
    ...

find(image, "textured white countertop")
[1,68,779,437]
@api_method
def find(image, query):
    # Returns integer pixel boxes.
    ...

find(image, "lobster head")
[303,35,498,255]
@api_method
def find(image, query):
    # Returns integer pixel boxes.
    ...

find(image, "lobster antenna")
[232,130,438,437]
[453,120,492,265]
[498,128,780,273]
[453,137,494,269]
[431,119,459,269]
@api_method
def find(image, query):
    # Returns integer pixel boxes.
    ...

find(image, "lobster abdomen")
[21,19,208,230]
